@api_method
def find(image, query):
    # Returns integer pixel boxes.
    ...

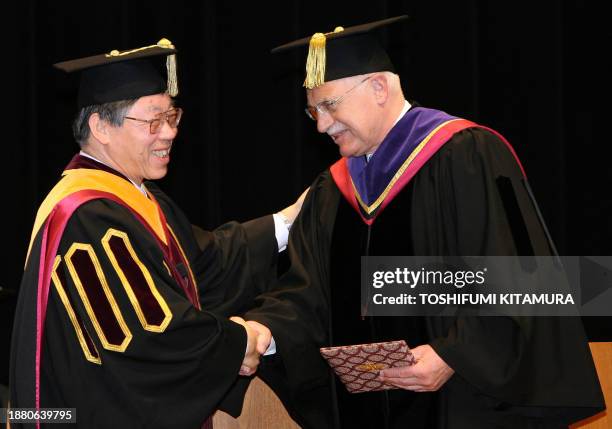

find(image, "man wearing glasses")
[9,39,302,428]
[244,17,604,429]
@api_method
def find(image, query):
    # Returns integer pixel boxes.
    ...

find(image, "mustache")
[326,124,347,136]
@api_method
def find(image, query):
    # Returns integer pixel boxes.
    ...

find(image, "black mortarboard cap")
[53,38,178,109]
[272,16,408,89]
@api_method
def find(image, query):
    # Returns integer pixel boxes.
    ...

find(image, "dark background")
[1,0,608,387]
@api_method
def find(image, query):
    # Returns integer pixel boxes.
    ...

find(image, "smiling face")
[104,93,177,184]
[306,75,387,158]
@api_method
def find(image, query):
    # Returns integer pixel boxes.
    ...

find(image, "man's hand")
[377,344,454,392]
[279,187,310,226]
[229,316,260,376]
[245,320,272,354]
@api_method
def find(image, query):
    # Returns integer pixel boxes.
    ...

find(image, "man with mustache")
[244,16,604,428]
[9,39,304,428]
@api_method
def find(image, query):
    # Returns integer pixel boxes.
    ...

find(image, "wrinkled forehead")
[306,75,361,104]
[128,93,174,114]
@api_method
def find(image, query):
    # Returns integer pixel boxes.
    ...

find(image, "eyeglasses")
[304,76,372,121]
[124,107,183,134]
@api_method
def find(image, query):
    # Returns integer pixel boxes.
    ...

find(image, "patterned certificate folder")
[319,340,415,393]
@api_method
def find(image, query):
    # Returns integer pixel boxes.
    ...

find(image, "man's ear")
[369,74,390,105]
[88,113,111,144]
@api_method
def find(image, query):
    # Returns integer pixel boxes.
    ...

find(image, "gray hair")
[349,71,403,97]
[72,99,138,148]
[381,71,403,97]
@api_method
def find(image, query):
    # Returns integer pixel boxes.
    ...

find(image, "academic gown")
[246,107,605,429]
[10,155,277,428]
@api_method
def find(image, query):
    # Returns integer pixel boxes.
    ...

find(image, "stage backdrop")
[1,0,608,387]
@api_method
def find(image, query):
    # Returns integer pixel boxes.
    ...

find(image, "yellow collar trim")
[352,119,461,215]
[27,169,167,262]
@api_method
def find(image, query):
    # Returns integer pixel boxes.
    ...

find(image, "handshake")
[230,317,272,376]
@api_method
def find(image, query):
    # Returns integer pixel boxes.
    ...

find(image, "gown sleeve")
[241,173,340,425]
[147,182,279,317]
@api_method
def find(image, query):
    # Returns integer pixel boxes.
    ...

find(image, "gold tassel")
[303,27,344,89]
[158,38,178,97]
[166,54,178,96]
[303,33,326,89]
